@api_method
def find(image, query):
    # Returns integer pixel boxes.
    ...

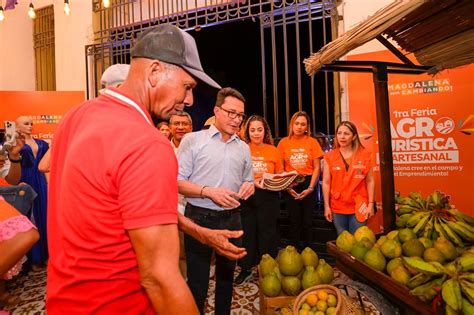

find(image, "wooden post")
[372,64,396,232]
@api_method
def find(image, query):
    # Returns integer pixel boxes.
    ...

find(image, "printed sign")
[0,91,84,142]
[347,50,474,232]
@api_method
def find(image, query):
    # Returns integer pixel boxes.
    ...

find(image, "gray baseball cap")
[101,64,130,87]
[131,24,221,89]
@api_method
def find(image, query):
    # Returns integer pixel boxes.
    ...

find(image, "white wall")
[0,2,36,90]
[338,0,394,56]
[337,0,395,119]
[0,0,92,92]
[54,1,93,91]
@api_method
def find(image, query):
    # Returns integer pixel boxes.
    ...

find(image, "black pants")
[285,177,316,248]
[184,204,242,315]
[239,188,280,270]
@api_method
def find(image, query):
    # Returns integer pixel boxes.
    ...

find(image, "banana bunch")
[404,250,474,313]
[441,252,474,314]
[395,192,429,216]
[395,191,474,246]
[410,275,446,303]
[386,245,474,314]
[426,191,451,211]
[404,257,446,276]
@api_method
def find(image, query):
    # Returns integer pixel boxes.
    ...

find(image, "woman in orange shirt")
[277,111,323,249]
[235,115,284,284]
[322,121,375,235]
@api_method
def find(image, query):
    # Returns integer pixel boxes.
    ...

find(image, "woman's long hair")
[288,111,312,138]
[243,115,274,145]
[334,121,365,151]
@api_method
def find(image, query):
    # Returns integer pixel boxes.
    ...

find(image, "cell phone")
[0,121,16,155]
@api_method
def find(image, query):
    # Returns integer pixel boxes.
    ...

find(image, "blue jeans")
[0,184,37,216]
[332,213,366,235]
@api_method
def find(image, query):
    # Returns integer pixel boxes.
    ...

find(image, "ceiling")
[304,0,474,75]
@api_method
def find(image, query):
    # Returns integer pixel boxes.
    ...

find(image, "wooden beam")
[372,64,396,232]
[376,35,414,66]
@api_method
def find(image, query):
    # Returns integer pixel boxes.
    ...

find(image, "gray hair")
[170,111,193,125]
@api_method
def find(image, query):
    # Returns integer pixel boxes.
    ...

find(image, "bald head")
[118,58,197,121]
[16,116,33,136]
[16,116,30,124]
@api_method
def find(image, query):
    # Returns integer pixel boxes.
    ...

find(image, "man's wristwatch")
[307,186,314,191]
[9,154,22,163]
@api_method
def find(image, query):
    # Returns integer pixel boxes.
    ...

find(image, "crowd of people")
[0,24,376,314]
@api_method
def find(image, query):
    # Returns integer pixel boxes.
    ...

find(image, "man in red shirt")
[46,24,243,314]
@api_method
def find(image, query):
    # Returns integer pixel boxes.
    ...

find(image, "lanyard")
[103,89,153,126]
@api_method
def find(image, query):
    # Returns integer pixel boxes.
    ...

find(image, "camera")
[0,121,16,155]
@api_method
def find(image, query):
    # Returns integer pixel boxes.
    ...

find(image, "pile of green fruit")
[335,209,474,314]
[396,191,474,246]
[260,246,334,297]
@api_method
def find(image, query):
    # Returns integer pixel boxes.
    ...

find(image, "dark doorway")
[187,17,334,136]
[187,19,263,130]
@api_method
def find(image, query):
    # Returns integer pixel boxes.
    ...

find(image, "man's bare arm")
[178,180,240,209]
[128,224,198,314]
[178,214,246,260]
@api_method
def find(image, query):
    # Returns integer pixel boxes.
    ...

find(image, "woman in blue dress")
[17,116,49,267]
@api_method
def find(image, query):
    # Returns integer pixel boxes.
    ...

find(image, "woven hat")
[131,24,221,89]
[204,116,216,126]
[260,172,306,191]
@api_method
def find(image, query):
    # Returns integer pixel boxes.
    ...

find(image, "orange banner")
[347,50,474,233]
[0,91,84,142]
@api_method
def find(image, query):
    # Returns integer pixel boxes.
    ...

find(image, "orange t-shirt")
[277,136,324,176]
[249,143,284,180]
[0,196,20,221]
[324,147,373,214]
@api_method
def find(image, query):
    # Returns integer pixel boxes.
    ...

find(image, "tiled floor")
[2,265,262,315]
[2,268,47,314]
[1,265,379,315]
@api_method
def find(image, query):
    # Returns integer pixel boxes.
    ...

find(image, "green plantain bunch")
[403,248,474,314]
[395,191,474,247]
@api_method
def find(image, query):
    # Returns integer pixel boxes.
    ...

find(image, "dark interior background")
[186,17,335,136]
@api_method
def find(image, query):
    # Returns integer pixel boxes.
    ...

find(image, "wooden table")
[327,241,434,315]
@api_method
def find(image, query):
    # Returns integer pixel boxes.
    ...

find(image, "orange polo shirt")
[277,136,324,176]
[249,143,284,180]
[324,147,373,214]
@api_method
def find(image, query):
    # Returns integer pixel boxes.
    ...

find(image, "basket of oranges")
[292,285,343,315]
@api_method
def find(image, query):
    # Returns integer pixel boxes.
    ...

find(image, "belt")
[186,203,241,218]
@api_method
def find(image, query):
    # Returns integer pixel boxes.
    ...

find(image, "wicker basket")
[344,296,366,315]
[292,285,343,314]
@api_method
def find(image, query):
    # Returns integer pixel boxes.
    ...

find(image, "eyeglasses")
[171,121,191,127]
[218,106,246,121]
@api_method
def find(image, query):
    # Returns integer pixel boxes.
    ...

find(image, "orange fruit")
[316,290,328,301]
[306,293,318,306]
